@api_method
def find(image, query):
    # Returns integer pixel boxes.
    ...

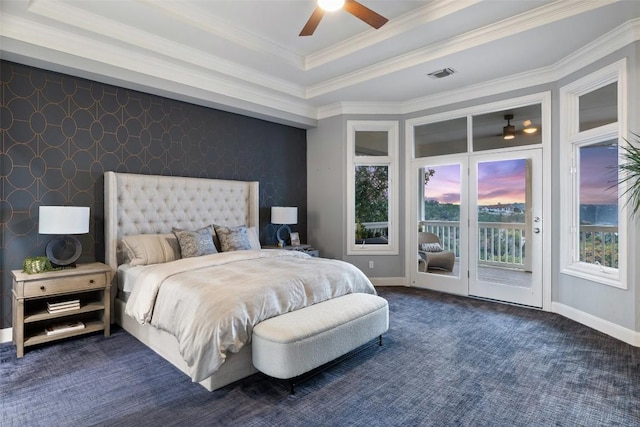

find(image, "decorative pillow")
[247,226,261,250]
[213,224,252,252]
[420,242,443,252]
[122,234,180,266]
[172,226,217,258]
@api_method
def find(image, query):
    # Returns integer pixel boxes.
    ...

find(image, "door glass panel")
[579,140,619,268]
[579,82,617,132]
[473,104,542,151]
[355,165,388,245]
[418,164,461,277]
[414,118,467,158]
[476,158,532,288]
[355,131,388,156]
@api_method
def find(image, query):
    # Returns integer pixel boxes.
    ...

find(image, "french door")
[410,148,543,308]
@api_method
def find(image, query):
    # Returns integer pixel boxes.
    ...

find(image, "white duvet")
[125,249,377,382]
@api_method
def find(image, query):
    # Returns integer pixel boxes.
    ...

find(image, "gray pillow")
[213,224,252,252]
[172,226,217,258]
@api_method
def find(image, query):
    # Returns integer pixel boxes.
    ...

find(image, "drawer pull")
[89,280,94,284]
[40,286,46,291]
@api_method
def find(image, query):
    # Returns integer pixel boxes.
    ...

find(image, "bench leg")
[274,336,385,395]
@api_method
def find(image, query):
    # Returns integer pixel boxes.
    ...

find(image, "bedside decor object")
[39,206,90,268]
[271,206,297,247]
[22,256,54,274]
[290,232,300,246]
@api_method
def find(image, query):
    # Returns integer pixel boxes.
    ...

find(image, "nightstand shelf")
[24,320,105,347]
[24,300,105,323]
[12,262,112,357]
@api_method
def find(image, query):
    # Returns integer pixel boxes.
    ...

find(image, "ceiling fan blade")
[343,0,388,29]
[299,7,325,36]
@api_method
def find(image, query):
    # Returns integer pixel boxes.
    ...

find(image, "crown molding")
[319,15,639,120]
[1,14,317,126]
[28,0,304,98]
[304,0,480,70]
[306,0,617,99]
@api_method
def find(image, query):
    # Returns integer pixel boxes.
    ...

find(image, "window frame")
[559,59,628,289]
[346,120,399,255]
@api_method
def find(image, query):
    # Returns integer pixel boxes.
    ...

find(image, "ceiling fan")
[300,0,389,37]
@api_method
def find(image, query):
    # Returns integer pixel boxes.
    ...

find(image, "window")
[347,121,399,255]
[560,60,627,288]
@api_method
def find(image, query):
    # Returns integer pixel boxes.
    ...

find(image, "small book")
[47,300,80,309]
[47,304,80,314]
[45,321,85,336]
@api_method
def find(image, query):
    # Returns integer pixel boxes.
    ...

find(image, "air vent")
[427,68,455,79]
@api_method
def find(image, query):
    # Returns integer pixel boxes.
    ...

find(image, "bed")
[104,172,377,391]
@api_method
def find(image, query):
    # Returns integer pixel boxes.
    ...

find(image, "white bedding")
[124,249,377,382]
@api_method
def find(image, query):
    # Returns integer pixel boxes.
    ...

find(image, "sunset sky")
[424,160,526,206]
[424,149,618,206]
[580,145,618,205]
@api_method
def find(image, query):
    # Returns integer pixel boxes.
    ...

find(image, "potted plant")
[619,132,640,217]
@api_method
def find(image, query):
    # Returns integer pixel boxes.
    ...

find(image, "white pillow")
[247,226,261,250]
[420,242,443,252]
[122,234,180,266]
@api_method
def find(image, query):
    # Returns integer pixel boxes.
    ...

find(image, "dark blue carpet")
[2,287,639,426]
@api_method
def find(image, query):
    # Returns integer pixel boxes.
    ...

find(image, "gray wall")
[307,42,640,334]
[552,44,639,332]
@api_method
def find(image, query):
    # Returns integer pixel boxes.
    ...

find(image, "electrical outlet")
[368,260,374,269]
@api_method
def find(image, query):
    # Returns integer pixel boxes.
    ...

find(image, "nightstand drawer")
[21,273,106,297]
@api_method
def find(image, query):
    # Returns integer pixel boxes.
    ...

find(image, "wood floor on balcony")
[425,261,532,288]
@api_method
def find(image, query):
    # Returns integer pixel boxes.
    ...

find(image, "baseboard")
[1,327,12,344]
[370,277,408,287]
[552,302,640,347]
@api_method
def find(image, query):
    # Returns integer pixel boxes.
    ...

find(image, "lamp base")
[45,235,82,268]
[275,224,292,247]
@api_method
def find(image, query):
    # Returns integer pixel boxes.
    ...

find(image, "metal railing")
[579,225,618,268]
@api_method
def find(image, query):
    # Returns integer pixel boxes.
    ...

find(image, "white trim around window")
[346,120,399,255]
[559,59,628,289]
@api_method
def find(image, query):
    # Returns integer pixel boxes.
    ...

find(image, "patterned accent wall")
[0,61,307,329]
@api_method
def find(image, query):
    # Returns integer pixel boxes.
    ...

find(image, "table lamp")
[271,206,297,247]
[39,206,90,268]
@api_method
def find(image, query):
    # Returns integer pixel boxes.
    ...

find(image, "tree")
[355,165,388,224]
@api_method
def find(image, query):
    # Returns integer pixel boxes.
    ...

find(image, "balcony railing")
[579,224,618,268]
[362,220,619,270]
[420,221,526,269]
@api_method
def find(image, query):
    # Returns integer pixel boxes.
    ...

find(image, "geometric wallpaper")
[0,60,307,329]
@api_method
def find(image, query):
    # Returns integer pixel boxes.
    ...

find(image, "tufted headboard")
[104,172,259,290]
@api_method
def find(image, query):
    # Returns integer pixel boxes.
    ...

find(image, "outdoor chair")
[418,232,455,272]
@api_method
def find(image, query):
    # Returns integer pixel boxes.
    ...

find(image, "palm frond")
[618,132,640,217]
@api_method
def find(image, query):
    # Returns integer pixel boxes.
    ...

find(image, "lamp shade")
[39,206,90,235]
[271,206,297,225]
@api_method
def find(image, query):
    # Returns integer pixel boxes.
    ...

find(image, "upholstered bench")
[252,293,389,391]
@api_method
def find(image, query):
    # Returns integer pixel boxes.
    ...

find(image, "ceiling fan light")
[522,120,538,134]
[502,114,515,140]
[318,0,345,12]
[503,125,516,140]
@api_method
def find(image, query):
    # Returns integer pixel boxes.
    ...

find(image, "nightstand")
[262,244,320,257]
[11,262,112,357]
